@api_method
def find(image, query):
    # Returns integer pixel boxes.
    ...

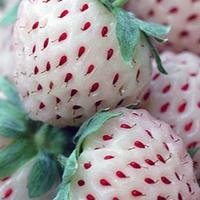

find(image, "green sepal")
[34,124,67,156]
[145,34,168,74]
[0,76,22,109]
[188,147,200,158]
[28,151,58,198]
[113,8,140,66]
[0,138,37,178]
[0,101,28,138]
[111,0,129,7]
[0,2,20,26]
[134,19,171,43]
[74,111,122,156]
[54,150,77,200]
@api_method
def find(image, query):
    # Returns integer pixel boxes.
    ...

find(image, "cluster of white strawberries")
[0,0,200,199]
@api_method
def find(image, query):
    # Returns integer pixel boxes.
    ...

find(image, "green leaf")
[54,151,77,200]
[188,147,200,158]
[0,101,28,138]
[134,19,171,42]
[0,2,20,26]
[75,111,122,156]
[34,124,67,156]
[111,0,129,7]
[145,34,168,74]
[0,138,37,178]
[0,76,22,108]
[28,151,58,198]
[113,8,140,66]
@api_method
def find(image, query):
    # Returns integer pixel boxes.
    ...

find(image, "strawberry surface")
[13,0,154,127]
[142,51,200,178]
[125,0,200,55]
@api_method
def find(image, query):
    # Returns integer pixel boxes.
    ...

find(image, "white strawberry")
[55,108,200,200]
[13,0,168,127]
[0,159,57,200]
[0,76,68,199]
[125,0,200,55]
[141,51,200,178]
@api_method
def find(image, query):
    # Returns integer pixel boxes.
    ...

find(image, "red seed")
[134,141,146,148]
[56,97,61,104]
[32,21,39,30]
[86,194,95,200]
[73,105,82,110]
[143,90,150,101]
[90,83,99,93]
[70,89,78,97]
[3,188,13,199]
[101,26,108,37]
[81,22,91,31]
[107,48,114,60]
[56,115,61,120]
[84,162,91,169]
[145,178,156,184]
[160,102,170,113]
[59,10,69,18]
[58,32,67,42]
[100,179,111,186]
[131,190,143,197]
[86,65,95,75]
[178,102,187,113]
[43,38,49,49]
[46,62,51,71]
[129,162,141,169]
[120,124,132,129]
[49,82,54,90]
[157,196,167,200]
[34,66,39,74]
[116,171,127,178]
[145,159,155,166]
[80,3,89,12]
[162,84,171,93]
[161,176,171,184]
[32,45,36,54]
[59,55,67,66]
[95,100,102,107]
[39,102,45,109]
[153,73,160,80]
[78,46,86,58]
[78,180,85,187]
[104,155,114,160]
[65,73,73,83]
[178,193,183,200]
[184,121,193,132]
[37,84,42,91]
[112,73,119,85]
[157,154,165,163]
[145,130,153,139]
[181,83,189,91]
[112,198,119,200]
[102,134,113,141]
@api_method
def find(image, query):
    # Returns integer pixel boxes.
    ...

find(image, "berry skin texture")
[0,159,57,200]
[125,0,200,55]
[141,51,200,178]
[13,0,152,127]
[70,108,200,200]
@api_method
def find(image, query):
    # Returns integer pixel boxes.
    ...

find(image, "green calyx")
[54,111,122,200]
[188,147,200,158]
[100,0,170,74]
[0,76,68,198]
